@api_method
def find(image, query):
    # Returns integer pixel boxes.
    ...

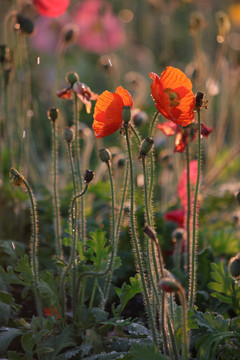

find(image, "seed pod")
[122,105,131,124]
[140,137,154,157]
[10,168,24,187]
[48,107,59,121]
[229,253,240,280]
[63,127,74,143]
[16,13,34,35]
[66,71,79,86]
[99,148,111,163]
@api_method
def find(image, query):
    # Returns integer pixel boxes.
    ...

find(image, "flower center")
[164,88,180,107]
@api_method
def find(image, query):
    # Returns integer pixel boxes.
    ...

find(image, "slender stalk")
[74,94,85,244]
[125,125,158,345]
[186,143,191,274]
[161,292,169,355]
[59,184,88,318]
[148,111,159,216]
[89,278,97,308]
[52,120,62,258]
[149,111,159,138]
[102,161,116,303]
[166,315,180,360]
[179,287,189,360]
[189,109,201,308]
[3,82,11,169]
[130,124,141,146]
[22,178,43,328]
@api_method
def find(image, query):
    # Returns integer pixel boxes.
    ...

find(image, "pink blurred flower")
[33,0,70,18]
[73,0,126,54]
[178,160,200,208]
[164,209,185,228]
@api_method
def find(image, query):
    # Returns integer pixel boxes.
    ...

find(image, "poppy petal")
[158,121,179,136]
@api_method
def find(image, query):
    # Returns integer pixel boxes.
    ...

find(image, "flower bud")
[172,228,184,242]
[16,14,34,35]
[189,12,206,35]
[61,24,79,44]
[99,148,111,163]
[229,253,240,280]
[144,225,157,243]
[140,137,154,157]
[84,169,95,184]
[160,277,181,293]
[10,168,24,187]
[132,109,148,127]
[122,106,131,124]
[48,107,59,122]
[63,127,74,143]
[66,72,79,86]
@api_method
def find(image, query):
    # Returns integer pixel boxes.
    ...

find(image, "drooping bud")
[48,107,59,122]
[63,127,74,143]
[172,228,184,242]
[122,105,131,124]
[61,23,79,44]
[66,71,79,86]
[99,148,111,163]
[160,277,181,293]
[215,11,230,43]
[10,168,24,187]
[140,137,154,157]
[189,12,206,35]
[229,253,240,280]
[84,169,95,184]
[15,14,34,35]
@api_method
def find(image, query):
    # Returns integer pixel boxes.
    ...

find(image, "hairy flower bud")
[140,137,154,157]
[84,169,95,184]
[16,14,34,35]
[122,105,131,124]
[99,148,111,163]
[229,253,240,280]
[48,107,59,122]
[160,277,181,293]
[66,71,79,86]
[63,127,74,143]
[10,168,24,187]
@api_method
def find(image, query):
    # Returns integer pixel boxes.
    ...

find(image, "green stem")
[74,94,85,244]
[130,124,141,146]
[59,184,88,319]
[179,288,189,360]
[52,120,62,258]
[3,83,11,170]
[186,143,191,275]
[102,161,116,304]
[166,315,180,360]
[125,125,158,345]
[22,178,43,328]
[149,111,159,138]
[189,109,201,308]
[89,278,97,308]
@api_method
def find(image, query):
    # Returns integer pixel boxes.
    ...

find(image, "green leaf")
[90,308,108,323]
[85,229,111,270]
[114,274,142,315]
[0,302,10,326]
[21,331,35,355]
[15,255,33,286]
[0,328,23,355]
[129,343,168,360]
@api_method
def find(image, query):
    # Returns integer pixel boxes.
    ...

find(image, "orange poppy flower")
[150,67,195,126]
[92,86,133,138]
[43,306,60,319]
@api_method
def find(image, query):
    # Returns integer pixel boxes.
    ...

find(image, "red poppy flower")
[56,81,98,114]
[158,121,212,153]
[164,209,185,227]
[33,0,70,18]
[43,306,60,319]
[92,86,133,138]
[150,67,195,126]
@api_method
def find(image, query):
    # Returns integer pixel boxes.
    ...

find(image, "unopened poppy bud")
[16,14,34,35]
[189,12,206,35]
[84,169,95,184]
[215,11,230,43]
[236,190,240,205]
[195,92,208,110]
[172,228,184,242]
[122,105,131,124]
[63,127,74,143]
[140,137,154,157]
[229,253,240,280]
[48,107,59,121]
[144,225,157,243]
[132,109,148,127]
[99,148,111,163]
[66,72,79,86]
[10,168,24,187]
[160,277,181,293]
[62,24,79,44]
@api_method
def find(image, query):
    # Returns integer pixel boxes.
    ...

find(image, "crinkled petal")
[158,121,179,136]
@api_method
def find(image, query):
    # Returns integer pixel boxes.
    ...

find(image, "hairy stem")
[125,124,158,345]
[186,143,191,275]
[189,109,201,308]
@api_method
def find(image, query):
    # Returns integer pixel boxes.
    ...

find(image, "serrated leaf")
[21,331,35,354]
[114,274,142,315]
[15,255,33,285]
